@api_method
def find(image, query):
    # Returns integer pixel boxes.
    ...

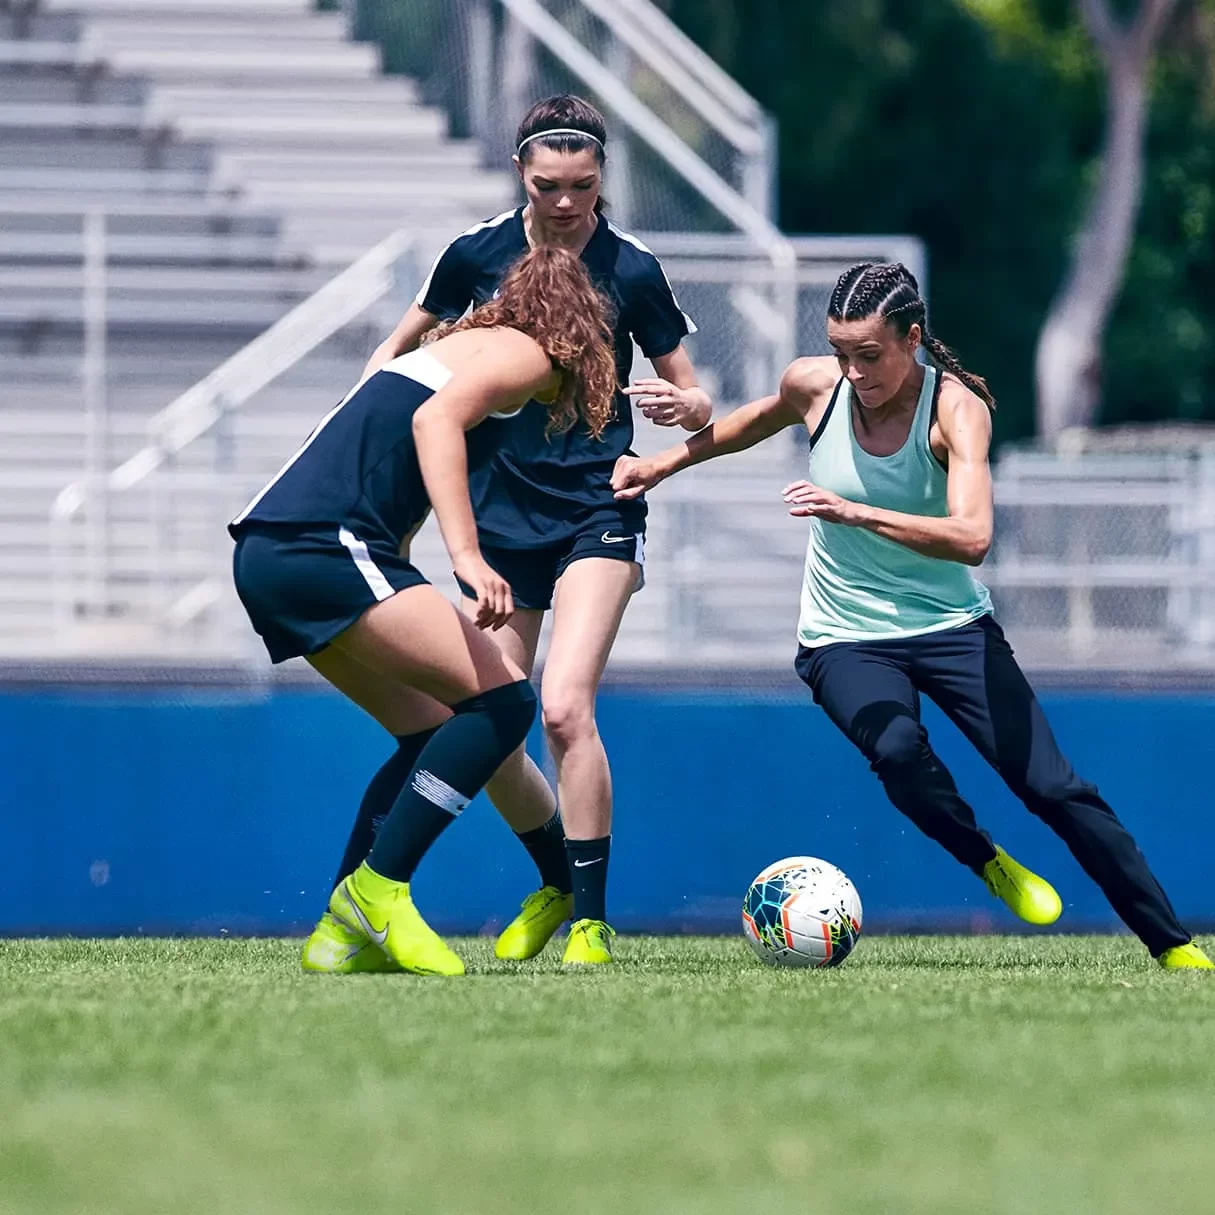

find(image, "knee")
[456,679,537,750]
[541,689,598,752]
[1020,769,1096,815]
[870,716,929,771]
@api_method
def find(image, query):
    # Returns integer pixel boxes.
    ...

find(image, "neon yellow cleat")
[982,845,1063,926]
[329,863,465,977]
[1158,942,1214,970]
[301,910,401,974]
[561,918,615,966]
[495,886,575,960]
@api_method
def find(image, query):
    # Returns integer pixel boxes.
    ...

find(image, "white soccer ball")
[741,856,863,968]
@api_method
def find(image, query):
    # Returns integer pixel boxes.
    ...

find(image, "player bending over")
[229,248,616,976]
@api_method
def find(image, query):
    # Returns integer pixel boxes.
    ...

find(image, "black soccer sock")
[331,727,439,891]
[565,835,611,923]
[516,812,572,893]
[366,680,538,883]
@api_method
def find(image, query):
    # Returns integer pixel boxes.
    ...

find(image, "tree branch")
[1079,0,1122,64]
[1131,0,1180,60]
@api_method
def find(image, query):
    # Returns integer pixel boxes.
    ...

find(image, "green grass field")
[1,935,1212,1215]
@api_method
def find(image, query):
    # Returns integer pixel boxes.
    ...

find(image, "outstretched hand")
[611,454,665,501]
[624,378,709,429]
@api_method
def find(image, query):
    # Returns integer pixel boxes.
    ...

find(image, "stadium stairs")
[0,0,805,667]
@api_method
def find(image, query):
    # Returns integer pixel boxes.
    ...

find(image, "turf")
[1,935,1212,1215]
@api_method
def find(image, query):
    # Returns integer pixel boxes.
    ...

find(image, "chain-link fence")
[986,437,1215,671]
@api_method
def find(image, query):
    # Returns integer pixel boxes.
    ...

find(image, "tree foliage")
[661,0,1215,440]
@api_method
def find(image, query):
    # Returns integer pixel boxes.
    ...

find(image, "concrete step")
[46,0,312,16]
[0,203,280,235]
[99,45,380,85]
[0,294,297,329]
[0,101,144,133]
[244,176,511,212]
[213,144,485,184]
[169,108,446,146]
[85,13,348,44]
[0,42,88,70]
[0,166,209,194]
[0,138,212,173]
[154,78,420,111]
[0,230,294,266]
[0,265,323,296]
[1,345,365,380]
[0,73,144,106]
[0,11,82,40]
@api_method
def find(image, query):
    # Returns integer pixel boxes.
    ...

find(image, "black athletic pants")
[795,615,1190,956]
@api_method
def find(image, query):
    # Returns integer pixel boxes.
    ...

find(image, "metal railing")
[369,0,798,376]
[984,448,1215,665]
[49,228,419,633]
[42,225,924,656]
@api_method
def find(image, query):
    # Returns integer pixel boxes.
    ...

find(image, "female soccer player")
[229,247,617,976]
[354,94,711,966]
[612,261,1211,970]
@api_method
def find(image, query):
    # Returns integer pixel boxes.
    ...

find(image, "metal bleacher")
[3,0,943,672]
[0,0,518,656]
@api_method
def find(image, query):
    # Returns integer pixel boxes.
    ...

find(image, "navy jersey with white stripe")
[417,207,694,548]
[229,350,505,544]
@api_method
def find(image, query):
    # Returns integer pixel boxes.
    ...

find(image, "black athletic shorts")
[455,508,645,611]
[232,521,428,663]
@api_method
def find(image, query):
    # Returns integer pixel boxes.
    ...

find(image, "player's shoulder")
[445,323,547,365]
[780,356,839,406]
[603,219,667,281]
[442,209,521,260]
[935,371,991,433]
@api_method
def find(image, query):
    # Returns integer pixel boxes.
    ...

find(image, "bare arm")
[361,303,442,380]
[412,332,557,626]
[784,384,994,566]
[613,357,834,499]
[625,344,713,431]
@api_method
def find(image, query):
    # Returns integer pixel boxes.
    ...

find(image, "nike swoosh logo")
[341,884,389,945]
[600,532,629,544]
[573,857,605,868]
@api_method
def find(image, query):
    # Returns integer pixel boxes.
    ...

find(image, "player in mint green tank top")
[612,261,1207,970]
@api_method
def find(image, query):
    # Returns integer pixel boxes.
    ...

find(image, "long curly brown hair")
[425,246,617,438]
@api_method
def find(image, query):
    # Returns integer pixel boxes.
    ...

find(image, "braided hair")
[827,262,995,410]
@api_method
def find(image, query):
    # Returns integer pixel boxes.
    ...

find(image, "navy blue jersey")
[416,208,694,548]
[229,350,509,543]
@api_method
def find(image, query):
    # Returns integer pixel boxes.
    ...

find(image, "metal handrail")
[604,0,763,125]
[50,227,415,523]
[497,0,792,267]
[496,0,796,375]
[578,0,764,154]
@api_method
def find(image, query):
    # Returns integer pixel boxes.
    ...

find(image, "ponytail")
[922,332,995,411]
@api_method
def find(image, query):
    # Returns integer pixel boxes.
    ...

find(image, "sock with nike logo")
[565,835,611,921]
[330,727,440,892]
[516,812,572,893]
[366,680,537,883]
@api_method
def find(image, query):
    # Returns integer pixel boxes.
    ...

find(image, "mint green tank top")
[797,364,992,648]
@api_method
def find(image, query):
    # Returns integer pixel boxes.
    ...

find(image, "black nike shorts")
[232,521,428,663]
[456,508,645,611]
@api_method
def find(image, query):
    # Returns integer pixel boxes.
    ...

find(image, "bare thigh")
[459,597,545,679]
[329,583,525,706]
[307,646,451,736]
